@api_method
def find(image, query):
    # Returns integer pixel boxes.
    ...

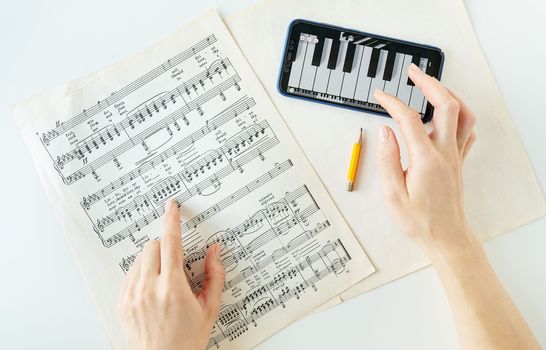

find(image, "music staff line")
[102,159,293,247]
[180,185,312,264]
[207,240,350,349]
[120,194,329,296]
[191,205,325,291]
[81,96,256,209]
[179,160,294,233]
[183,186,316,285]
[222,219,330,290]
[55,58,234,169]
[148,131,274,206]
[63,75,242,185]
[151,120,272,201]
[91,126,278,233]
[40,35,217,145]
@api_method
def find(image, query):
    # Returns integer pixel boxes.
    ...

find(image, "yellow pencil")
[346,128,363,192]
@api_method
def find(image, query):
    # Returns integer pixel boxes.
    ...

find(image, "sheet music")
[15,10,374,350]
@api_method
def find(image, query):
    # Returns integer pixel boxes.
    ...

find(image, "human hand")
[117,200,225,350]
[374,63,478,261]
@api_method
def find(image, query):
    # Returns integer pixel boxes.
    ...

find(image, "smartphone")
[278,19,444,123]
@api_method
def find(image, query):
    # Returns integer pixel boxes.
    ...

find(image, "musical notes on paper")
[23,10,373,350]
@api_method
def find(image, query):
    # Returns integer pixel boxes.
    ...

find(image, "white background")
[1,0,545,348]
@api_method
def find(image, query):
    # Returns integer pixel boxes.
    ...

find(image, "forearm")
[428,232,539,350]
[375,67,538,349]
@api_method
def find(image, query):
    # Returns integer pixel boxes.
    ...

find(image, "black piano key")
[327,39,341,69]
[343,43,357,73]
[369,40,387,48]
[367,48,381,78]
[358,37,374,45]
[352,35,366,43]
[311,37,325,66]
[383,51,396,81]
[407,55,420,86]
[290,37,300,64]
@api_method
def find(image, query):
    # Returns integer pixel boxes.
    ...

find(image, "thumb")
[377,126,407,203]
[198,244,225,317]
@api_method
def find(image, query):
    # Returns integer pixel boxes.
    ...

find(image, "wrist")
[425,228,494,303]
[421,227,485,270]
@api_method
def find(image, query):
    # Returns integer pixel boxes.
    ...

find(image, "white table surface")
[1,0,545,348]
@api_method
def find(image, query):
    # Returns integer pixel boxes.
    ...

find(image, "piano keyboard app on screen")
[278,20,444,123]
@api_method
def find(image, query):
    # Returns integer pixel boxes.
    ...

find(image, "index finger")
[374,89,431,157]
[160,199,183,273]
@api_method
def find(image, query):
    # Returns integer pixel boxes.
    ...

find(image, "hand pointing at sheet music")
[117,200,225,350]
[373,63,539,349]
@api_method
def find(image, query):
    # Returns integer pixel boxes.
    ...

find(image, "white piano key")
[353,46,373,102]
[287,34,308,88]
[383,53,405,96]
[340,44,364,99]
[312,38,332,93]
[396,54,413,105]
[409,57,429,112]
[419,57,430,114]
[367,49,388,104]
[299,35,318,90]
[418,56,428,71]
[326,41,348,96]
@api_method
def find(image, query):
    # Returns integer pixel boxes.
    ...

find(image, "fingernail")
[374,89,384,97]
[164,199,175,212]
[378,126,390,142]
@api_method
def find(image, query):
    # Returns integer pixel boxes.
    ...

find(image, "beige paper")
[14,10,374,349]
[224,0,546,299]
